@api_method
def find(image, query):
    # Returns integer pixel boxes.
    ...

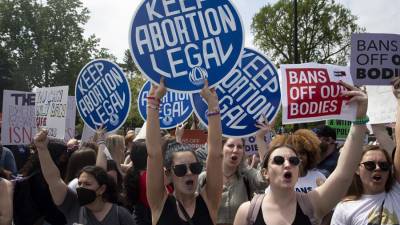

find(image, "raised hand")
[255,116,274,139]
[340,81,368,119]
[93,125,106,143]
[175,122,187,144]
[200,79,219,107]
[34,129,49,151]
[149,77,167,100]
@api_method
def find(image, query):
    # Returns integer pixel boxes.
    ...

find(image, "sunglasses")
[360,161,391,172]
[172,162,203,177]
[271,156,301,166]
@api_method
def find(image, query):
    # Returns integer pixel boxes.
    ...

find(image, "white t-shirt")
[295,169,326,193]
[331,181,400,225]
[68,178,78,192]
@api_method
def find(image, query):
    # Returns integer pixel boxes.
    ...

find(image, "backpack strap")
[246,194,265,225]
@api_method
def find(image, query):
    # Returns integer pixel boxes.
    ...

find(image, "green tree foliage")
[0,48,16,108]
[119,49,146,128]
[252,0,364,65]
[0,0,113,95]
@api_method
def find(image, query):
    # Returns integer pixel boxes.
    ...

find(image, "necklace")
[223,171,236,180]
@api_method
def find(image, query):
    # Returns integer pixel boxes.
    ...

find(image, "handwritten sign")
[64,96,76,142]
[35,86,69,139]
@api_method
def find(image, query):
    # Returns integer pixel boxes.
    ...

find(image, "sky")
[82,0,400,62]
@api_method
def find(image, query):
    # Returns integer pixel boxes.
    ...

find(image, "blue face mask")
[76,187,98,206]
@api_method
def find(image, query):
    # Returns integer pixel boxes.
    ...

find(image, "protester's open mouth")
[185,180,194,186]
[284,171,292,179]
[372,175,382,182]
[231,156,238,161]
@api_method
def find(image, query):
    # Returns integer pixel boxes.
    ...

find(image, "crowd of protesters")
[0,78,400,225]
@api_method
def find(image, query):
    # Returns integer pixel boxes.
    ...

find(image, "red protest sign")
[281,64,356,124]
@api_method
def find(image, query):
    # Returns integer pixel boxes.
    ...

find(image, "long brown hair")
[344,145,394,201]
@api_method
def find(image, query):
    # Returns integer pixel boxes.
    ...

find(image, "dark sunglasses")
[360,161,391,172]
[272,156,301,166]
[172,162,203,177]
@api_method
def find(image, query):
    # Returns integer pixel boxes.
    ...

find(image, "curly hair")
[292,129,321,171]
[265,131,320,171]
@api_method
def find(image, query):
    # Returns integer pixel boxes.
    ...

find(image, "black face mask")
[76,187,98,206]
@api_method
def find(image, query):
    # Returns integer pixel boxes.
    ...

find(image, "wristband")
[147,96,160,103]
[207,108,220,117]
[353,116,369,125]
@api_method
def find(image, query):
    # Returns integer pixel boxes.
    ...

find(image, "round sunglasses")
[172,162,203,177]
[360,161,391,172]
[271,155,301,166]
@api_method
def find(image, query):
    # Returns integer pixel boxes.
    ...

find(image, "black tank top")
[254,202,312,225]
[156,194,214,225]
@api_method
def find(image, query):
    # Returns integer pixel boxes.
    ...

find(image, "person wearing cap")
[314,125,339,178]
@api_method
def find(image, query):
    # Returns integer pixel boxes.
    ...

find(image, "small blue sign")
[138,81,193,129]
[191,48,281,137]
[129,0,244,92]
[75,59,131,133]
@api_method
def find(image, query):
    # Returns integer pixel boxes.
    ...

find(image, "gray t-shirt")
[59,187,135,225]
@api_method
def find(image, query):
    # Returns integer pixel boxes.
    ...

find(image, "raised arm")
[393,77,400,182]
[145,79,167,213]
[95,127,108,171]
[309,82,368,218]
[200,80,223,213]
[34,130,68,206]
[255,118,275,161]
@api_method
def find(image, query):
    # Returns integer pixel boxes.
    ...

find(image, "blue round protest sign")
[75,59,131,133]
[138,81,193,129]
[129,0,244,93]
[191,48,281,138]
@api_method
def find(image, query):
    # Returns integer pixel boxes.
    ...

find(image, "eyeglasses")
[271,156,301,166]
[360,161,391,172]
[172,162,203,177]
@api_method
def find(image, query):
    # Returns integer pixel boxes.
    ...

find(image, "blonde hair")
[106,134,125,163]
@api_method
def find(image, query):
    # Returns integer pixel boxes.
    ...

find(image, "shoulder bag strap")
[246,194,265,225]
[379,199,385,225]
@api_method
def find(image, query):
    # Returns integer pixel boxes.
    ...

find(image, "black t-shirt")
[156,194,214,225]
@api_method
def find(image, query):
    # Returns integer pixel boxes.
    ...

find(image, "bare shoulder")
[233,201,251,225]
